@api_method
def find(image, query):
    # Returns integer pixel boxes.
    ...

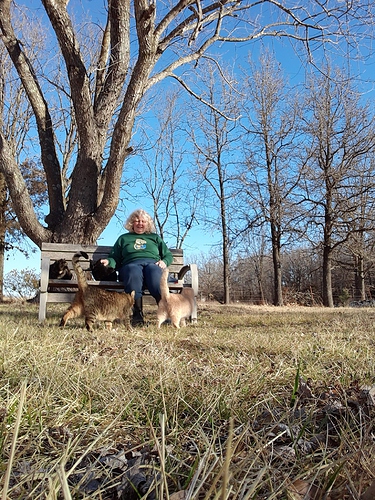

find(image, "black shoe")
[132,309,144,326]
[132,297,144,326]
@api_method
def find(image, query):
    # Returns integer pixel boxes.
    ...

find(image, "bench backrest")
[41,242,184,275]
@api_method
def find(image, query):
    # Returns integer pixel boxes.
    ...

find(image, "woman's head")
[125,209,156,234]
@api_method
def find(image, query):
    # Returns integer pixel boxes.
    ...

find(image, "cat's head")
[90,259,118,282]
[49,259,73,280]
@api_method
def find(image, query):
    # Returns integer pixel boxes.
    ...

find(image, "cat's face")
[49,259,72,280]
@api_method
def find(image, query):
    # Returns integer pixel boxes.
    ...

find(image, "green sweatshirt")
[106,232,173,269]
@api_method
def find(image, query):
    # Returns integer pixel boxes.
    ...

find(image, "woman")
[101,209,173,325]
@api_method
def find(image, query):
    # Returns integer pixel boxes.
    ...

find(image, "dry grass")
[0,301,375,499]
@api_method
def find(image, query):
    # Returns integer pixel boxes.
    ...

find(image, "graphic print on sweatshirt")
[134,238,147,250]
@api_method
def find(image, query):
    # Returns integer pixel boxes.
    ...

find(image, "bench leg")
[38,292,47,322]
[39,255,51,323]
[191,297,198,324]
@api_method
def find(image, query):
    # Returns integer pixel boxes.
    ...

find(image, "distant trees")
[4,268,39,300]
[125,55,375,307]
[133,90,201,248]
[342,165,375,301]
[192,60,375,306]
[0,32,46,300]
[301,67,375,306]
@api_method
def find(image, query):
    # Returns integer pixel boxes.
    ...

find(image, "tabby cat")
[157,267,195,328]
[59,251,135,331]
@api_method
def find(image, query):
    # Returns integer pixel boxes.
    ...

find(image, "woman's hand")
[155,260,166,269]
[100,259,109,266]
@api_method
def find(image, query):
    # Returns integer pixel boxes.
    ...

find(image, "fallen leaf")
[298,378,314,400]
[170,491,187,500]
[287,479,322,499]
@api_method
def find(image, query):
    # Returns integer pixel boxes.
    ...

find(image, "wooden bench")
[39,242,198,324]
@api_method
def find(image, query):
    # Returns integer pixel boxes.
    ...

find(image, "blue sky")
[4,1,375,276]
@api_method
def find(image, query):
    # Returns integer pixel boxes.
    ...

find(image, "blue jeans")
[118,259,163,301]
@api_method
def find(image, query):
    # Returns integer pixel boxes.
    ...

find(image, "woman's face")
[133,217,147,234]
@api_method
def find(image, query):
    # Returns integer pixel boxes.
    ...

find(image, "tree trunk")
[0,172,6,301]
[355,255,366,301]
[271,222,283,306]
[322,244,334,307]
[222,234,230,304]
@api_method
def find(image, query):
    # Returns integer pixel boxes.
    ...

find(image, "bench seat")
[39,242,198,323]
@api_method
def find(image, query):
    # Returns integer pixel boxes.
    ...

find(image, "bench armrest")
[40,255,51,293]
[177,263,198,296]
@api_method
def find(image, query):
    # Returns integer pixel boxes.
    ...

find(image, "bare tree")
[282,246,322,305]
[132,90,202,248]
[240,51,303,306]
[0,0,369,251]
[335,157,375,301]
[301,66,375,307]
[192,250,224,302]
[187,63,243,303]
[231,232,269,304]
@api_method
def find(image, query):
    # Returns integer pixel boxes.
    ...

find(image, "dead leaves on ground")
[65,378,375,498]
[5,378,375,498]
[67,446,161,499]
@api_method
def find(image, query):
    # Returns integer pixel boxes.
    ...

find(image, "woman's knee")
[119,263,143,293]
[144,264,162,293]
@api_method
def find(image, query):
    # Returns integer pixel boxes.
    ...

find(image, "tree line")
[131,56,375,307]
[1,1,374,305]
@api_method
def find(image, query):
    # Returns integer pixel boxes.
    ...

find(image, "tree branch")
[41,0,96,148]
[172,74,239,121]
[0,0,65,228]
[0,130,50,246]
[94,0,131,127]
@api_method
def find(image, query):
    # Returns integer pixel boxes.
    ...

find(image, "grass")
[0,301,375,499]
